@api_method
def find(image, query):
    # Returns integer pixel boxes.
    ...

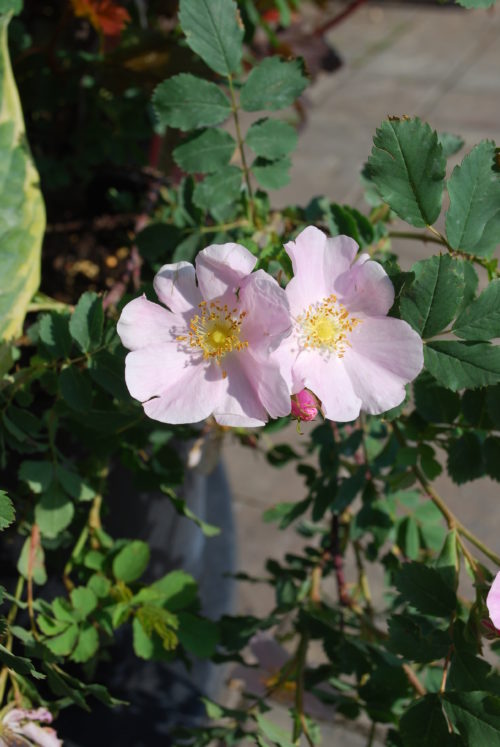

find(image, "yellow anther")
[297,294,360,356]
[185,301,248,362]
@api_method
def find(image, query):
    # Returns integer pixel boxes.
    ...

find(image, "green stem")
[199,219,250,234]
[389,230,446,247]
[366,722,376,747]
[292,633,309,744]
[227,74,255,225]
[392,423,500,567]
[0,576,25,706]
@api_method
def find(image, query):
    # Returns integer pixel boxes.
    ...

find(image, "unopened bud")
[291,389,318,422]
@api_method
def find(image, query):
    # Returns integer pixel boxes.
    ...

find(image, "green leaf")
[240,57,308,112]
[132,616,154,659]
[400,695,451,747]
[0,13,45,340]
[18,460,53,493]
[486,384,500,427]
[134,570,198,611]
[172,232,201,263]
[424,341,500,391]
[400,254,464,338]
[71,624,99,663]
[17,535,46,585]
[438,132,465,158]
[483,437,500,481]
[192,165,242,211]
[178,0,243,76]
[39,313,72,358]
[455,0,496,10]
[448,651,500,692]
[0,644,44,679]
[69,292,103,353]
[45,624,78,656]
[387,613,449,663]
[246,118,298,159]
[59,367,92,412]
[443,691,500,747]
[113,541,150,583]
[70,587,98,620]
[0,1,23,14]
[57,466,95,502]
[166,492,220,537]
[447,433,484,484]
[414,372,461,423]
[35,485,74,538]
[0,489,14,530]
[367,117,446,227]
[255,714,295,747]
[153,74,231,132]
[395,562,457,616]
[173,129,236,174]
[397,516,420,560]
[177,612,219,658]
[453,280,500,340]
[252,156,291,189]
[446,140,500,257]
[435,530,459,590]
[88,350,128,400]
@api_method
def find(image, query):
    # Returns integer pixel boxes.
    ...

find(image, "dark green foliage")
[367,117,446,227]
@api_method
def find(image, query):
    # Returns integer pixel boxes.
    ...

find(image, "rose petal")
[18,723,62,747]
[241,350,291,419]
[143,359,225,425]
[295,350,362,421]
[154,261,202,314]
[344,316,423,414]
[285,228,359,313]
[213,354,268,427]
[124,342,202,403]
[487,572,500,629]
[117,296,183,351]
[239,270,291,352]
[196,242,257,303]
[335,255,394,316]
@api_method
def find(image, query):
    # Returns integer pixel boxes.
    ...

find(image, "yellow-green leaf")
[0,12,45,340]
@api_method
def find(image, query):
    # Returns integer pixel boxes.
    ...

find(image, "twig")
[402,663,426,696]
[0,576,25,706]
[227,74,255,225]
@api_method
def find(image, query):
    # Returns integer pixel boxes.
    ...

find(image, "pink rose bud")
[291,389,318,421]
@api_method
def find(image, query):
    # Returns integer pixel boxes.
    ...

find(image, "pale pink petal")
[154,261,202,314]
[195,243,257,303]
[117,295,183,351]
[295,350,362,422]
[335,256,394,316]
[239,270,291,352]
[271,333,301,392]
[143,360,225,425]
[285,228,359,313]
[241,350,291,419]
[213,354,268,427]
[487,572,500,629]
[124,343,200,403]
[18,723,61,747]
[344,317,423,414]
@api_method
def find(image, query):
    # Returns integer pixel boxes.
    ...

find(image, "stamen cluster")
[296,294,360,357]
[183,301,248,362]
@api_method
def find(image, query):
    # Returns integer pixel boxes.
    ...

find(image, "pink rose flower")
[0,707,62,747]
[118,243,292,427]
[487,571,500,629]
[274,227,423,421]
[291,389,318,421]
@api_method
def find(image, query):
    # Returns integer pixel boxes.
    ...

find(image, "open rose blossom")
[0,707,62,747]
[274,226,423,421]
[487,571,500,629]
[118,243,292,427]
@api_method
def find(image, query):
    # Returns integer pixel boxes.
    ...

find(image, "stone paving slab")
[218,3,500,743]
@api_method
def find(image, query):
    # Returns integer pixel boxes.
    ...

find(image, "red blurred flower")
[71,0,131,37]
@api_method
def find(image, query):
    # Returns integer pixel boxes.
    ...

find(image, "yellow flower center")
[297,294,360,357]
[178,301,248,364]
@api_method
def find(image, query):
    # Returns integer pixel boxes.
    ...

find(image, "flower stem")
[227,74,255,225]
[389,230,446,247]
[0,576,25,706]
[392,422,500,568]
[292,632,310,745]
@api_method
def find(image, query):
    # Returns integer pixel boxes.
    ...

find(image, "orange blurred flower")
[71,0,131,37]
